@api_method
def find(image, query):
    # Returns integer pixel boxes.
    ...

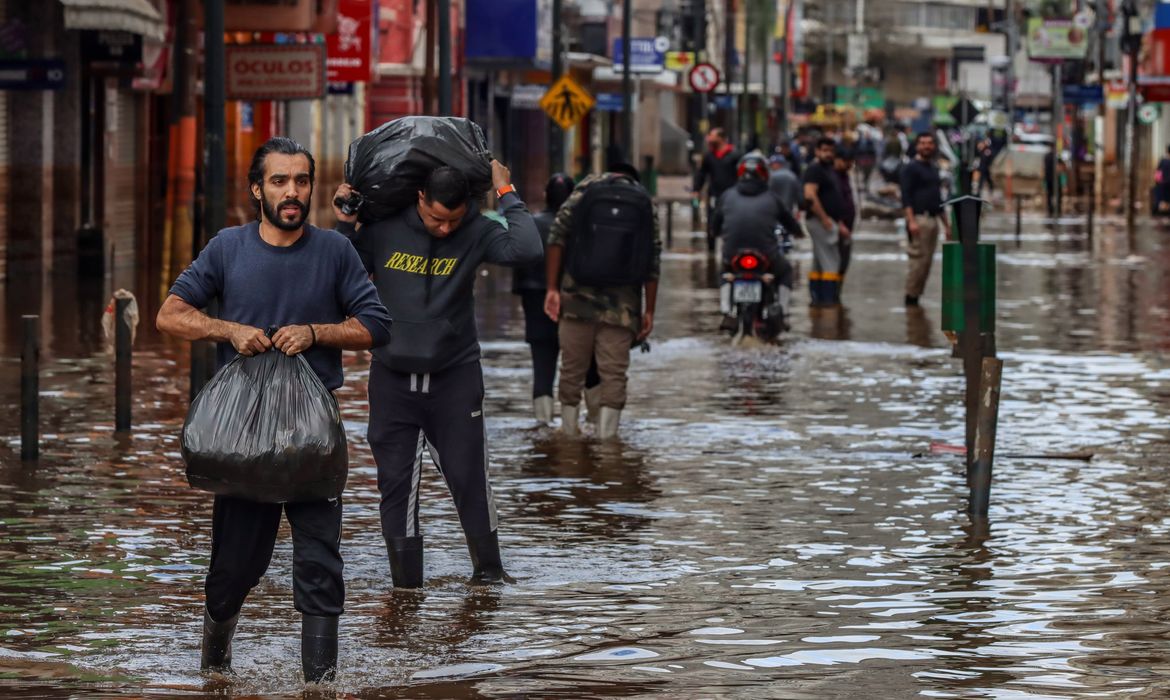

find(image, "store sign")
[81,31,142,66]
[326,0,372,82]
[1026,17,1089,62]
[0,59,66,90]
[612,37,668,73]
[226,45,326,100]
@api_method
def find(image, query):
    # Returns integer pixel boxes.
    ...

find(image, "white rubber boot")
[533,396,554,424]
[598,407,621,439]
[561,404,580,436]
[584,386,602,424]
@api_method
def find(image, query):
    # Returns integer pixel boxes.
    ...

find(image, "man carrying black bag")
[333,159,540,589]
[156,137,392,683]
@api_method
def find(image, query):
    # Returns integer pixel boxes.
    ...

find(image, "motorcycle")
[719,247,788,342]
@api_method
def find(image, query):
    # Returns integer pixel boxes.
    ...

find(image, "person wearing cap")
[767,154,802,215]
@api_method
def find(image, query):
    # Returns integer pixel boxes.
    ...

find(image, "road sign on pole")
[540,74,596,130]
[689,62,720,93]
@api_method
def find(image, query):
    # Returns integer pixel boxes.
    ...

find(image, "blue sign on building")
[0,60,66,90]
[1062,84,1104,105]
[595,93,624,112]
[1157,0,1170,29]
[466,0,551,65]
[612,37,666,73]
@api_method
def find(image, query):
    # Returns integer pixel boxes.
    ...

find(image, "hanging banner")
[774,0,791,40]
[326,0,373,82]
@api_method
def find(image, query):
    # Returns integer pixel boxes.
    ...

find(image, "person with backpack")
[334,161,541,589]
[511,173,601,423]
[543,163,661,439]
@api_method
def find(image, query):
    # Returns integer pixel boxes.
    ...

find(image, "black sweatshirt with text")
[342,193,541,374]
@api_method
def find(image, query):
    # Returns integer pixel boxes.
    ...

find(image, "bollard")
[969,357,1003,516]
[115,297,132,432]
[21,315,39,461]
[1014,194,1022,247]
[1086,190,1095,245]
[665,202,674,249]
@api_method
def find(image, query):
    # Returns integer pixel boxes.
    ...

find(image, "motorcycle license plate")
[733,280,763,303]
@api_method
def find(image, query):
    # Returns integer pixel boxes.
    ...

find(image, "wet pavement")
[1,210,1170,698]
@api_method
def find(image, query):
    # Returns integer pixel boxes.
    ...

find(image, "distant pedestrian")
[767,154,802,214]
[778,139,803,174]
[975,139,995,197]
[899,132,951,306]
[802,137,850,305]
[1156,145,1170,214]
[512,173,600,423]
[156,137,393,683]
[833,148,857,283]
[693,128,741,250]
[545,163,661,438]
[338,160,542,589]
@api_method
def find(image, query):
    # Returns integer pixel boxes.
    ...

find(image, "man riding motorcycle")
[712,153,803,336]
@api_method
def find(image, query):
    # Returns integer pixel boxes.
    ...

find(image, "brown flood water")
[1,211,1170,698]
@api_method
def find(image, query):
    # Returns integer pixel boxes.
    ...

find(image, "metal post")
[621,0,633,160]
[1124,43,1138,238]
[665,202,674,249]
[438,0,452,115]
[969,357,1003,517]
[779,34,790,137]
[955,197,985,470]
[21,316,39,461]
[741,20,750,146]
[195,0,226,400]
[549,0,564,172]
[1015,193,1022,247]
[115,298,132,432]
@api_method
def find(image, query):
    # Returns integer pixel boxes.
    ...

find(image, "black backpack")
[567,176,655,287]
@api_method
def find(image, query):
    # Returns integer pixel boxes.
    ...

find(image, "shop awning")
[60,0,166,41]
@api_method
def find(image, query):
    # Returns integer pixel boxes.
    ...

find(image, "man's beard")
[262,194,310,232]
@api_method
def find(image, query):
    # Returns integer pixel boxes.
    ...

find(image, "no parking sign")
[688,62,720,93]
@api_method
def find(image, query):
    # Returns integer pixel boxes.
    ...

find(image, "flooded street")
[2,211,1170,698]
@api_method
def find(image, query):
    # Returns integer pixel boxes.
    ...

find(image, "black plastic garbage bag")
[343,116,493,223]
[182,351,348,503]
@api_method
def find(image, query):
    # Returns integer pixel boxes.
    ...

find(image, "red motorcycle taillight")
[738,255,760,271]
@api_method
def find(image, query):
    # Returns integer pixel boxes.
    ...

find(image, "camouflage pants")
[558,318,634,410]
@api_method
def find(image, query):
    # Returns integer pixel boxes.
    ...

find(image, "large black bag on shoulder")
[567,178,655,287]
[345,116,493,223]
[182,351,348,503]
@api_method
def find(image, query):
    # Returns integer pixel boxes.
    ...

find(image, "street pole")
[622,0,633,160]
[1053,62,1064,218]
[438,0,452,115]
[780,34,790,137]
[1121,0,1140,239]
[1095,0,1107,217]
[194,0,226,399]
[742,20,750,147]
[549,0,564,173]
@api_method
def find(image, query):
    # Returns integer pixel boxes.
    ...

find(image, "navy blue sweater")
[170,221,392,390]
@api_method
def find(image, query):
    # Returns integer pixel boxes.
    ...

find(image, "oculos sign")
[226,45,327,101]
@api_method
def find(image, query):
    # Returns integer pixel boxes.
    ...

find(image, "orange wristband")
[495,184,516,199]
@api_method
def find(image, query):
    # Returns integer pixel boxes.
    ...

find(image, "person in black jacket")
[511,173,599,423]
[692,128,741,251]
[333,162,541,589]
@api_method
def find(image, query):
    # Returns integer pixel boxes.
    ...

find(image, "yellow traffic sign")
[540,75,595,130]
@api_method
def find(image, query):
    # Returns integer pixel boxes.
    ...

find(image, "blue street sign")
[595,93,624,112]
[1062,84,1103,105]
[712,94,734,109]
[0,60,66,90]
[612,37,666,73]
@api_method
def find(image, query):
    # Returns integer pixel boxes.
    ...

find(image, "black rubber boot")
[386,535,424,589]
[301,614,338,684]
[466,530,510,584]
[200,608,239,674]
